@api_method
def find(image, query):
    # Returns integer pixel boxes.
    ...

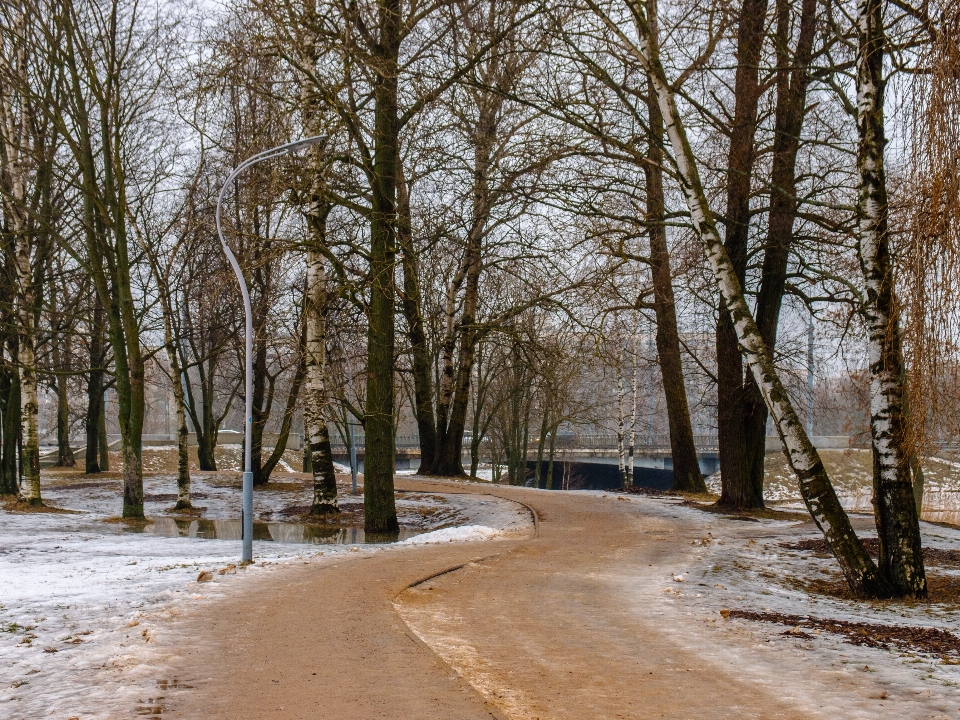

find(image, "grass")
[1,494,80,514]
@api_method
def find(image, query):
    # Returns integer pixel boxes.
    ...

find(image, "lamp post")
[216,135,327,563]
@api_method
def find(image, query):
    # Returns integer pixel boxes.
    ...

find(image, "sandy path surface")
[157,479,818,719]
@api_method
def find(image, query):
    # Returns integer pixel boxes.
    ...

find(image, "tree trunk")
[63,13,145,518]
[855,0,926,597]
[643,51,706,493]
[534,408,548,488]
[98,392,109,472]
[469,343,488,479]
[545,427,557,490]
[195,359,219,471]
[740,0,819,501]
[15,217,41,505]
[397,171,439,474]
[154,269,192,510]
[250,293,269,486]
[303,206,339,513]
[625,0,892,597]
[53,333,75,468]
[85,297,105,474]
[431,103,491,479]
[172,373,191,510]
[617,371,628,487]
[715,0,769,510]
[363,0,402,534]
[0,351,19,494]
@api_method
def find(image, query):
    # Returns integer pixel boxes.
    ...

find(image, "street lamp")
[216,134,327,563]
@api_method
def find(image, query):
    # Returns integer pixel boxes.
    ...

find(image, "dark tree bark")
[363,0,401,534]
[98,395,109,471]
[259,348,306,483]
[0,354,18,494]
[250,263,271,486]
[85,297,105,474]
[740,0,818,502]
[397,172,439,474]
[185,350,225,472]
[643,22,705,493]
[716,0,770,509]
[53,336,75,468]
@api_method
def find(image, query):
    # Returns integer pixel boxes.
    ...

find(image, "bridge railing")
[327,432,720,452]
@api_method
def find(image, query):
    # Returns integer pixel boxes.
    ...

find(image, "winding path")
[163,478,809,719]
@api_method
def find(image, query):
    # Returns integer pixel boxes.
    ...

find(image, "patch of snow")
[614,495,960,718]
[402,525,501,545]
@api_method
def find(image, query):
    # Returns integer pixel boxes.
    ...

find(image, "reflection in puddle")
[125,517,420,545]
[135,696,164,715]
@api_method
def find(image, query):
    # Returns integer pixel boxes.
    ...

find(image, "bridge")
[328,432,850,489]
[327,432,724,477]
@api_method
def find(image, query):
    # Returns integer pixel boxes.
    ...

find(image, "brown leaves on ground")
[683,499,808,522]
[780,538,960,602]
[726,609,960,659]
[782,538,960,569]
[617,486,669,497]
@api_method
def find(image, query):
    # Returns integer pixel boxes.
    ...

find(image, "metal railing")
[327,432,721,452]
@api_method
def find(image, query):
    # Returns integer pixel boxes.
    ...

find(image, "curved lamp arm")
[215,134,327,563]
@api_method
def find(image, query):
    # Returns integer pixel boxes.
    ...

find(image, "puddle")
[135,696,164,715]
[122,517,421,545]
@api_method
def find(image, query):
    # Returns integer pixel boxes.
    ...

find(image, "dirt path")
[162,479,812,719]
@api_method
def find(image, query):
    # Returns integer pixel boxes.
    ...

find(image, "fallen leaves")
[724,609,960,659]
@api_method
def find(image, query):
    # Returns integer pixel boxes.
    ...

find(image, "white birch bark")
[303,243,339,513]
[0,14,41,504]
[855,0,925,595]
[628,332,638,487]
[14,224,40,505]
[591,0,891,595]
[159,300,191,509]
[616,368,628,487]
[297,16,339,514]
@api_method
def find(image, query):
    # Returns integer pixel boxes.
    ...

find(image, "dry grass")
[100,516,155,527]
[1,495,80,514]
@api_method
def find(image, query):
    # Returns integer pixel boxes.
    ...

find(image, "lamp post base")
[242,470,253,562]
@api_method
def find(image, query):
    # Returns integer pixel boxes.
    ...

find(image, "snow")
[402,525,502,545]
[0,470,532,719]
[606,492,960,717]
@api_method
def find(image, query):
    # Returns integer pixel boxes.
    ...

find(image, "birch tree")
[599,0,894,597]
[854,0,925,597]
[0,3,57,505]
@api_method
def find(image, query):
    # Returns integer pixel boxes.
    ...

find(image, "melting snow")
[402,525,502,545]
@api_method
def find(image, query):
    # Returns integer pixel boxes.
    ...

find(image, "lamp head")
[286,135,328,153]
